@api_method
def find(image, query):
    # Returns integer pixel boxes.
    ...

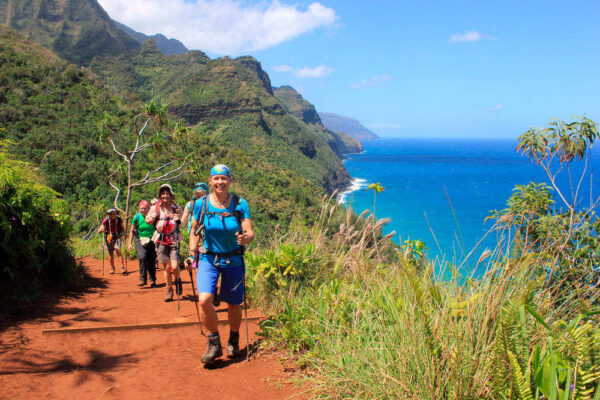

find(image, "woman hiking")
[99,209,126,275]
[128,200,157,287]
[146,184,183,301]
[186,164,254,364]
[181,182,209,235]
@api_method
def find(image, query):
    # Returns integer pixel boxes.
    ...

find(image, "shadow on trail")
[0,261,108,334]
[0,349,137,383]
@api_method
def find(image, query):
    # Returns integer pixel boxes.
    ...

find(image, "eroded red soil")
[0,258,304,400]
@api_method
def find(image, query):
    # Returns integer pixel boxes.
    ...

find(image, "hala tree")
[99,98,190,233]
[491,116,600,303]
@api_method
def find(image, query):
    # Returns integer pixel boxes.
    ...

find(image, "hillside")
[89,41,352,192]
[274,85,362,155]
[113,19,188,55]
[0,27,322,237]
[0,0,140,65]
[319,112,379,141]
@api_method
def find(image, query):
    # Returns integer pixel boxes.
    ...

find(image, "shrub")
[0,141,78,307]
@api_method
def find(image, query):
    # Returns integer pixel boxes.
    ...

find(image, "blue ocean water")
[341,138,600,265]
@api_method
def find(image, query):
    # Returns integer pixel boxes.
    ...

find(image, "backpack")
[153,203,181,245]
[194,195,243,237]
[132,213,140,238]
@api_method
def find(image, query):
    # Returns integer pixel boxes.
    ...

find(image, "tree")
[99,98,190,233]
[366,182,385,217]
[491,116,600,302]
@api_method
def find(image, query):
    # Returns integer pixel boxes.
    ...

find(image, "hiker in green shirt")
[128,200,157,287]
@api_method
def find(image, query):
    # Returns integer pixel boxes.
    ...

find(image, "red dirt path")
[0,258,304,400]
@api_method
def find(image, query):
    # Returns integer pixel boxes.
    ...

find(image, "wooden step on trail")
[41,317,262,334]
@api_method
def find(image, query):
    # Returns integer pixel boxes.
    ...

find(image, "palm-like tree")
[366,182,384,217]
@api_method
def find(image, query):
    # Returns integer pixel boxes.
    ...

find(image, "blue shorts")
[196,254,244,305]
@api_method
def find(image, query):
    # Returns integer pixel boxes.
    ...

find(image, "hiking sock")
[201,333,222,364]
[227,331,240,357]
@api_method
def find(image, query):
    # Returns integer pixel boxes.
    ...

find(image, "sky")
[98,0,600,138]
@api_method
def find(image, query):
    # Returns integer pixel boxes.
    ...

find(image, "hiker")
[98,209,126,275]
[146,184,183,301]
[186,164,254,363]
[181,182,209,235]
[128,200,157,287]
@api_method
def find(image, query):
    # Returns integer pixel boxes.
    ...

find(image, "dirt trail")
[0,258,304,400]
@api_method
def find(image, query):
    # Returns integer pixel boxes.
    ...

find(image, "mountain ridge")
[319,112,379,141]
[112,19,188,56]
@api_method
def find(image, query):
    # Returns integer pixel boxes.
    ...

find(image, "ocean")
[340,137,600,267]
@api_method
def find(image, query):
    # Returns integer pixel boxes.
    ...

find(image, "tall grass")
[247,196,600,399]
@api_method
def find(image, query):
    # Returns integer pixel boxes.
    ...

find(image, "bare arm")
[127,218,135,248]
[189,218,201,256]
[181,204,190,228]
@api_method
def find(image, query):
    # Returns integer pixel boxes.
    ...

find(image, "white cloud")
[449,30,483,43]
[367,123,401,129]
[486,104,503,112]
[273,64,293,72]
[98,0,337,56]
[293,66,334,78]
[350,74,394,89]
[273,64,333,78]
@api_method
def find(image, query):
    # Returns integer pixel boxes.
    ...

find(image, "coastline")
[338,177,368,205]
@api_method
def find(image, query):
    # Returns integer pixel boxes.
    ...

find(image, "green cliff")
[0,0,140,65]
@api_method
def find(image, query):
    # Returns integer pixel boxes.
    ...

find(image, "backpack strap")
[132,213,140,237]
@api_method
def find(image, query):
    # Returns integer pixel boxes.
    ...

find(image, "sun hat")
[106,208,118,214]
[139,200,150,208]
[209,164,231,177]
[194,182,209,193]
[150,198,158,205]
[157,183,174,197]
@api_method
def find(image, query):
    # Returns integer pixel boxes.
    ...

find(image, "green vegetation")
[0,0,140,65]
[0,141,78,308]
[0,27,323,244]
[89,41,352,192]
[246,119,600,399]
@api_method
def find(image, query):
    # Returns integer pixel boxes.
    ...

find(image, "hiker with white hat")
[145,184,183,302]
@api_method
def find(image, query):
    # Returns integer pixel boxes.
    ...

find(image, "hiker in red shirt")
[146,184,183,302]
[99,209,126,275]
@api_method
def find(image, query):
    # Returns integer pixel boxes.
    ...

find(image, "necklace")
[213,193,230,208]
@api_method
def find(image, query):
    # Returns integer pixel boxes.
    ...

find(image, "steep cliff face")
[89,41,351,192]
[274,86,363,156]
[0,0,140,65]
[274,85,321,125]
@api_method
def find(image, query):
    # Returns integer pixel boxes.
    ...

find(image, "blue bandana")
[194,182,209,192]
[210,164,231,177]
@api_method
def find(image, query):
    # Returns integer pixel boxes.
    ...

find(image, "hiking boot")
[121,266,127,275]
[137,281,146,287]
[175,278,183,296]
[200,333,222,364]
[227,332,240,357]
[110,265,116,274]
[213,293,220,307]
[150,281,157,288]
[164,287,173,302]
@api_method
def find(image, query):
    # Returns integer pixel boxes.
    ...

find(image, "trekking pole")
[102,233,106,276]
[242,255,250,361]
[188,267,205,337]
[176,243,181,310]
